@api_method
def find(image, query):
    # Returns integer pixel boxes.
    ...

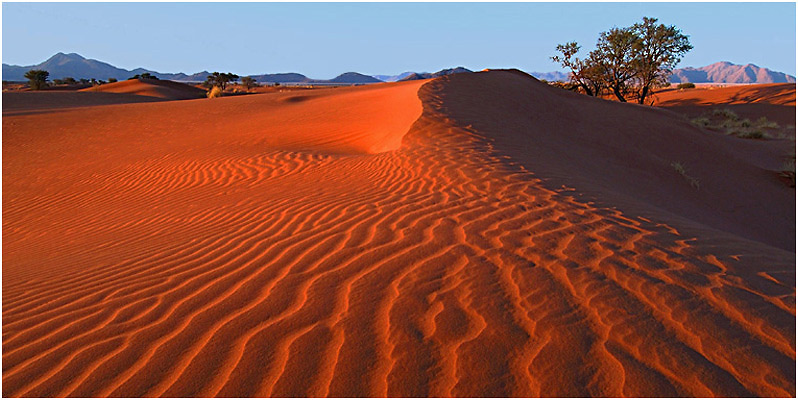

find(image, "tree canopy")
[24,69,49,90]
[552,16,692,104]
[241,76,257,90]
[205,72,239,91]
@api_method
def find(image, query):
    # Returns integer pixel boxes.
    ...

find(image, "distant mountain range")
[2,53,380,84]
[371,72,415,82]
[669,61,796,84]
[397,67,473,81]
[531,62,795,84]
[2,53,211,82]
[5,54,795,86]
[529,71,570,82]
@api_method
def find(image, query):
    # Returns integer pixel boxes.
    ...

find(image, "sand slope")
[3,72,795,397]
[653,83,796,107]
[653,83,797,128]
[79,78,207,100]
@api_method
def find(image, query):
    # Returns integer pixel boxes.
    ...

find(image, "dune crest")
[3,72,794,397]
[79,78,207,100]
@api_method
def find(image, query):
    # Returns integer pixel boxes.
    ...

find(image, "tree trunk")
[580,83,594,97]
[638,85,649,104]
[613,86,627,102]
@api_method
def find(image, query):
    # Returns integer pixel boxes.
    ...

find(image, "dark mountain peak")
[47,52,86,63]
[399,67,473,81]
[329,72,382,83]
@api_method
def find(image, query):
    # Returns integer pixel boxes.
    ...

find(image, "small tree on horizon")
[241,76,257,90]
[24,69,49,90]
[205,72,239,91]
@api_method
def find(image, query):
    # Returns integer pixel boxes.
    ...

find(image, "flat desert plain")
[3,70,795,397]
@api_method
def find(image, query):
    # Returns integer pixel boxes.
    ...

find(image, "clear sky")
[3,2,795,79]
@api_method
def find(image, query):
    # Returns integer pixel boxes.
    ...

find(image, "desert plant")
[671,161,700,189]
[690,117,711,128]
[24,69,49,90]
[754,117,779,129]
[241,76,258,90]
[552,17,692,103]
[129,73,158,80]
[780,158,795,187]
[631,17,693,104]
[677,82,695,89]
[205,72,239,91]
[551,42,605,96]
[108,78,118,83]
[731,129,768,139]
[712,108,738,120]
[207,85,223,99]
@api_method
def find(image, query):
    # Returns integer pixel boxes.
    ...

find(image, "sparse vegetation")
[207,86,223,99]
[204,72,239,91]
[677,82,695,89]
[240,76,258,90]
[671,162,700,189]
[552,17,692,103]
[780,157,796,188]
[129,72,159,80]
[689,116,711,128]
[548,80,580,92]
[24,69,49,90]
[688,108,788,139]
[108,78,118,83]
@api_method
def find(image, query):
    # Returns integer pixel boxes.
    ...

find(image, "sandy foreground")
[3,71,795,397]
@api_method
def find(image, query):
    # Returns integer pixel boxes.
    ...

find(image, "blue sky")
[3,2,795,79]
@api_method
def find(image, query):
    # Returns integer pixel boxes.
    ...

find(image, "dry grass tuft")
[207,86,223,99]
[671,161,700,190]
[689,108,786,139]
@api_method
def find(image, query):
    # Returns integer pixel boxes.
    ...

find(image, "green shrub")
[677,82,695,89]
[24,69,49,90]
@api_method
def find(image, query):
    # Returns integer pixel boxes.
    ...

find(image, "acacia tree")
[24,69,49,90]
[552,17,692,103]
[590,26,640,102]
[631,17,693,104]
[240,76,257,90]
[205,72,239,91]
[551,42,604,96]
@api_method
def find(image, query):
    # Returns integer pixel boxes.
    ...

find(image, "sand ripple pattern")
[3,82,795,397]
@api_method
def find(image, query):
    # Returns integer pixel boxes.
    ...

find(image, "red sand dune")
[652,83,797,128]
[3,71,795,397]
[2,92,165,115]
[653,83,796,107]
[80,78,207,100]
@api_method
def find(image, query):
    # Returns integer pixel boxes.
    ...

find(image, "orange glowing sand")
[3,71,794,397]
